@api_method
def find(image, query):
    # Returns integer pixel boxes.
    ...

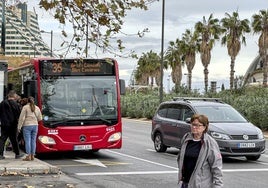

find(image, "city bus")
[8,58,125,153]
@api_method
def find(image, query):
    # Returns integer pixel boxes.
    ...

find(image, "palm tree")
[180,29,199,91]
[221,11,251,90]
[165,38,184,92]
[195,14,222,92]
[135,50,161,87]
[252,9,268,87]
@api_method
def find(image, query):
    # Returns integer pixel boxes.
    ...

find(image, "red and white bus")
[8,58,125,153]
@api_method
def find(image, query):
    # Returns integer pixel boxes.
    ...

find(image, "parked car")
[151,97,266,161]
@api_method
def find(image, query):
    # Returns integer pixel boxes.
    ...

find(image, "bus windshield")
[41,75,118,124]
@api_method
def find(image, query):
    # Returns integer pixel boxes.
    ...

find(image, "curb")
[0,151,60,175]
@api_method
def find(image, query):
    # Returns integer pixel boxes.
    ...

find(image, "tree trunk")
[263,54,268,87]
[188,71,192,91]
[204,66,209,93]
[230,56,236,90]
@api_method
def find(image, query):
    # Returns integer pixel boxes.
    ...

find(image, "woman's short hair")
[190,114,209,133]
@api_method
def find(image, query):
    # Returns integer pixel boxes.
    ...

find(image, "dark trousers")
[181,182,188,188]
[0,125,20,156]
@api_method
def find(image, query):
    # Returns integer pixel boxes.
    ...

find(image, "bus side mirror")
[119,79,126,95]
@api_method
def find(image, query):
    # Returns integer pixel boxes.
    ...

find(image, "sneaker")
[15,154,24,159]
[0,155,5,160]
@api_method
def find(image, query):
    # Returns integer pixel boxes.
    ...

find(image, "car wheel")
[246,155,261,161]
[154,133,167,152]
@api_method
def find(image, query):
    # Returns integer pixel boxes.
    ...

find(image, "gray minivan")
[151,97,266,161]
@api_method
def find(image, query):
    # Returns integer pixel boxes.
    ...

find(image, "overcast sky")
[28,0,268,91]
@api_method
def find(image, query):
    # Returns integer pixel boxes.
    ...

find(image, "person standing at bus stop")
[177,114,223,188]
[0,90,24,159]
[18,96,42,161]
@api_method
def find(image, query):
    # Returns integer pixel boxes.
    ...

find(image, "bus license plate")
[238,143,255,148]
[74,145,92,150]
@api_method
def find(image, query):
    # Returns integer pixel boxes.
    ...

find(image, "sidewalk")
[0,150,60,175]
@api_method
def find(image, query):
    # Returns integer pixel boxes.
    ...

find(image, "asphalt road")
[44,118,268,188]
[1,118,268,188]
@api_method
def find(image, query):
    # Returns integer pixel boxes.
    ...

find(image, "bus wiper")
[49,119,78,127]
[92,117,112,125]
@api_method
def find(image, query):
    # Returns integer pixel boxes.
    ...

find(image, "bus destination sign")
[41,59,115,76]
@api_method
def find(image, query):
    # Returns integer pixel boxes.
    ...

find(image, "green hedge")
[121,87,268,130]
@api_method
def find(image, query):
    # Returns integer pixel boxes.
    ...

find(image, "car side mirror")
[185,118,191,123]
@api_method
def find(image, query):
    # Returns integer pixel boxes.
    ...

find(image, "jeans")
[23,125,38,155]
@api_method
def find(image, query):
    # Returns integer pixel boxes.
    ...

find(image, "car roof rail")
[172,97,224,103]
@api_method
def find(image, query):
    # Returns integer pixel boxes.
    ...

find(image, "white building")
[242,55,266,87]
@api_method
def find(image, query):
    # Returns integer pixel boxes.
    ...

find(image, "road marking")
[106,150,178,170]
[223,168,268,172]
[76,171,177,176]
[54,161,130,167]
[76,168,268,176]
[74,159,107,168]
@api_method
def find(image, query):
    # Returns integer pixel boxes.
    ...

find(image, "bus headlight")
[108,132,121,142]
[38,136,56,145]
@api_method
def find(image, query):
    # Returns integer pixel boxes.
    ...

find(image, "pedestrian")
[17,97,28,145]
[18,96,42,161]
[18,97,28,109]
[0,90,24,159]
[177,114,223,188]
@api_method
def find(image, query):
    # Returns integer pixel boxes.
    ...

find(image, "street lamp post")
[40,30,53,57]
[167,74,171,93]
[160,0,165,103]
[184,73,189,89]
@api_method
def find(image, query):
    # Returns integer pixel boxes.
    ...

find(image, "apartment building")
[0,2,51,57]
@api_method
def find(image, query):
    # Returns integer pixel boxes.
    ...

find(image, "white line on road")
[76,171,177,176]
[106,150,178,170]
[76,168,268,176]
[73,159,107,168]
[223,168,268,172]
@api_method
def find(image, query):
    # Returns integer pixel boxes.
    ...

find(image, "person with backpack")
[0,90,24,159]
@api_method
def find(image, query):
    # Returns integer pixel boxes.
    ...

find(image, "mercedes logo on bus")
[79,135,87,142]
[243,134,249,140]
